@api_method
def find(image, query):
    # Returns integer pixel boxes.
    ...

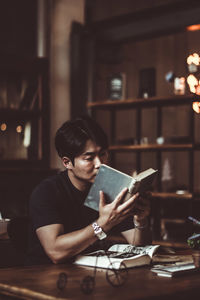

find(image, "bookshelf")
[83,0,200,249]
[0,56,49,168]
[87,94,200,247]
[0,56,55,221]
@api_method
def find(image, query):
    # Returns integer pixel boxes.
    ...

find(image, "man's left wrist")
[133,218,148,230]
[92,222,107,240]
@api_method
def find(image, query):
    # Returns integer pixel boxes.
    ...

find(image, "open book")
[84,164,158,211]
[74,244,170,270]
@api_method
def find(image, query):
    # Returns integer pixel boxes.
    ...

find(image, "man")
[26,115,151,265]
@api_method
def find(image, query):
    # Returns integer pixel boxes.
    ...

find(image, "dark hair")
[55,115,108,163]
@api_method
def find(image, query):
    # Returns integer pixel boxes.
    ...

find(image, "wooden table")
[0,259,200,300]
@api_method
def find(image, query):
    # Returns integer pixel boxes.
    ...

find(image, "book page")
[134,168,157,181]
[129,168,158,194]
[108,244,160,258]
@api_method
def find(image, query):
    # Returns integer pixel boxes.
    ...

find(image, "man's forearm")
[131,226,152,245]
[122,219,152,245]
[37,223,99,264]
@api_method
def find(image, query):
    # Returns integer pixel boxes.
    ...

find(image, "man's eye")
[85,157,93,161]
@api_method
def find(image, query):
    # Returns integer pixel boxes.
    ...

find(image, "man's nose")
[94,156,102,168]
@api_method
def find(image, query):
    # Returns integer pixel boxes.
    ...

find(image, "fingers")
[99,190,106,209]
[99,188,150,223]
[99,187,130,209]
[116,192,139,213]
[113,187,129,207]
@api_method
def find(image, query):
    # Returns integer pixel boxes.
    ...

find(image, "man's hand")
[97,188,139,232]
[132,194,151,226]
[121,193,152,245]
[133,196,150,220]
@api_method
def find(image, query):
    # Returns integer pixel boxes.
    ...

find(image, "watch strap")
[92,222,107,240]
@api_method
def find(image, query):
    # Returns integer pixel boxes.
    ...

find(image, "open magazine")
[74,244,161,270]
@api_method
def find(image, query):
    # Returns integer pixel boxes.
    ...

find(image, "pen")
[188,216,200,226]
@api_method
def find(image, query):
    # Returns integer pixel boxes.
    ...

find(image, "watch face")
[97,230,107,240]
[95,227,102,235]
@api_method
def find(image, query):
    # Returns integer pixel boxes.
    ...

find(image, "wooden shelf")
[152,240,189,249]
[109,144,197,152]
[0,108,41,120]
[150,192,192,200]
[87,94,196,110]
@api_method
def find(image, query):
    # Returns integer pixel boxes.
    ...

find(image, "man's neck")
[67,171,91,192]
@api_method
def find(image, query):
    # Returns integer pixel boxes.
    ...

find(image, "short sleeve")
[29,179,62,230]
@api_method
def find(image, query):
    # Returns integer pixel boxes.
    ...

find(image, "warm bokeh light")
[192,102,200,114]
[187,24,200,31]
[187,53,200,66]
[187,74,198,93]
[16,125,23,133]
[196,85,200,96]
[186,53,200,113]
[0,123,7,131]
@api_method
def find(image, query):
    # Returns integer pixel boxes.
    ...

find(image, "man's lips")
[91,173,98,180]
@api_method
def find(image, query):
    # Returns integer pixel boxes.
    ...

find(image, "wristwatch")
[92,222,107,240]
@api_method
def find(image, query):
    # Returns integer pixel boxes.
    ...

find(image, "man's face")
[67,139,108,190]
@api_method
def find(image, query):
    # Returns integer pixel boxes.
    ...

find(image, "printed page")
[108,244,160,258]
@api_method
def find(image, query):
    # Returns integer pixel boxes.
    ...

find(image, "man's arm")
[121,195,152,245]
[121,220,152,245]
[36,188,139,264]
[36,223,98,264]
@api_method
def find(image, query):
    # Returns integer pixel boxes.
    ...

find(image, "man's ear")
[62,156,73,169]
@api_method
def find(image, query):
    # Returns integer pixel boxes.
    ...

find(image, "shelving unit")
[0,56,50,168]
[87,94,200,247]
[82,0,200,249]
[0,56,54,220]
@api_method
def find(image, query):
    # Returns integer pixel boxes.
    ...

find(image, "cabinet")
[0,56,50,168]
[87,94,200,247]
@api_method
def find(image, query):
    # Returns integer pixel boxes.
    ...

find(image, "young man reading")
[26,116,151,265]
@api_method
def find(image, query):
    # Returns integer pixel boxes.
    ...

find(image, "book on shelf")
[74,244,182,270]
[151,262,198,277]
[19,79,38,110]
[107,72,126,100]
[0,81,7,108]
[84,164,158,211]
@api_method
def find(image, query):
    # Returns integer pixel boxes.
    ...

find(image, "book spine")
[122,179,138,203]
[129,179,139,194]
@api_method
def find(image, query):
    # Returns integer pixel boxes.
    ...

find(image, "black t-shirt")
[26,170,133,265]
